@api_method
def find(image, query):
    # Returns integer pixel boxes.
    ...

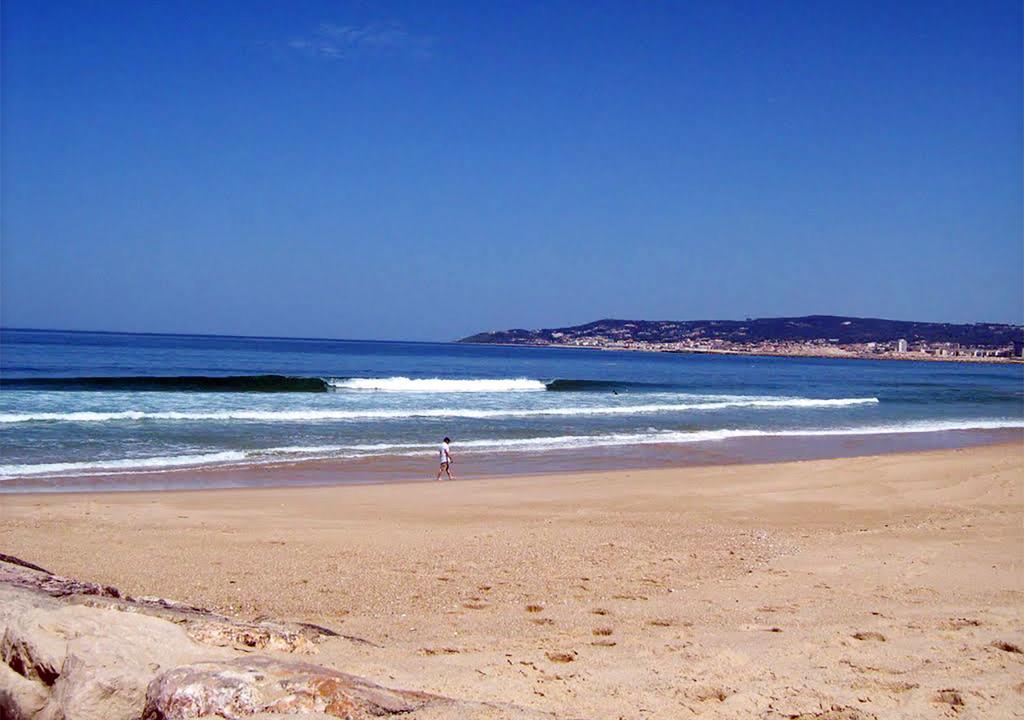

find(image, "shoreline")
[459,340,1024,364]
[2,443,1022,718]
[7,326,1021,364]
[2,426,1020,495]
[3,436,1021,500]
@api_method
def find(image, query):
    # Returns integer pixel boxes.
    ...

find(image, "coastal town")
[461,316,1024,363]
[537,335,1024,362]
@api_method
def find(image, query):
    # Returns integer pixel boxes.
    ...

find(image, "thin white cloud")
[286,22,433,60]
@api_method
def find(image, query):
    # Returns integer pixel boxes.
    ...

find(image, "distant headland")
[460,315,1024,363]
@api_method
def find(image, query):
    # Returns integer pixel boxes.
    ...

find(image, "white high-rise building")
[897,339,908,353]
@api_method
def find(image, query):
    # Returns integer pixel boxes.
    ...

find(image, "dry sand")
[2,443,1022,718]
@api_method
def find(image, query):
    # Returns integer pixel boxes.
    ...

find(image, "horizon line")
[0,326,451,346]
[2,311,1022,346]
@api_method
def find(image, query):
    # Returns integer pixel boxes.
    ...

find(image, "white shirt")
[439,442,451,463]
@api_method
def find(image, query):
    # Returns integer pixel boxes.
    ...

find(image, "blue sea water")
[1,328,1021,490]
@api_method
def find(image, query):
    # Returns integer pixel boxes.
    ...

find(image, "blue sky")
[2,1,1021,341]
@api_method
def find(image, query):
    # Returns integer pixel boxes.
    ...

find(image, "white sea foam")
[231,418,1023,457]
[322,419,1024,454]
[776,419,1024,435]
[2,419,1019,480]
[0,396,880,424]
[328,377,548,392]
[0,451,248,477]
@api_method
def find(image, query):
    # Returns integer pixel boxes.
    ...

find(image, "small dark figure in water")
[436,437,455,481]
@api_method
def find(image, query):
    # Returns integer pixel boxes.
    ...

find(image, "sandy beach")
[2,442,1023,718]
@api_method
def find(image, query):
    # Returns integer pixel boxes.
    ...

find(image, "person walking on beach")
[436,437,455,481]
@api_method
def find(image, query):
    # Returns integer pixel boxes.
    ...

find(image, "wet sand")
[4,426,1019,493]
[2,443,1022,718]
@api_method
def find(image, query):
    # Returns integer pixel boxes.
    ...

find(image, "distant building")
[1014,340,1024,358]
[897,339,908,353]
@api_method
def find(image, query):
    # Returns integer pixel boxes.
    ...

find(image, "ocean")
[1,328,1022,492]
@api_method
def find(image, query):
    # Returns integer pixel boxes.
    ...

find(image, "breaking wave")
[1,375,738,394]
[0,396,881,424]
[2,375,332,393]
[328,377,548,392]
